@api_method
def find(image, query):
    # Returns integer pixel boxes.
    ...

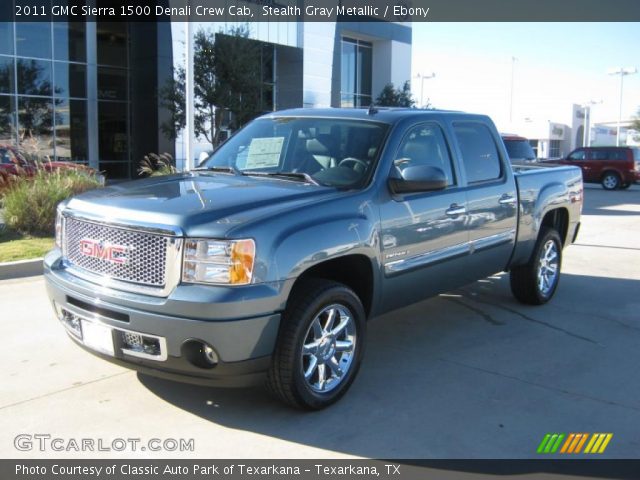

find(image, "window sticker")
[243,137,285,169]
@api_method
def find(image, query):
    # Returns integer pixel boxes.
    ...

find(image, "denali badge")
[79,239,129,265]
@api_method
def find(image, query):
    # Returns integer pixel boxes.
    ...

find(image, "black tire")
[601,172,620,190]
[510,228,562,305]
[267,279,366,410]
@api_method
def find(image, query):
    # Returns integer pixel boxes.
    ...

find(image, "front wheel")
[601,172,620,190]
[510,228,562,305]
[267,279,366,409]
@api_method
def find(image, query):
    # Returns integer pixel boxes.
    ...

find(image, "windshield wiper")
[193,165,240,175]
[242,171,321,186]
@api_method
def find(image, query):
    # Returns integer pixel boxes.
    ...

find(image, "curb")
[0,258,43,280]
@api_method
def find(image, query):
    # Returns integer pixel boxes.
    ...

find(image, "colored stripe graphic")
[540,433,613,454]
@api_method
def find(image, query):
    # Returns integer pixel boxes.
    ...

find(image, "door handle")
[499,194,517,205]
[445,204,466,216]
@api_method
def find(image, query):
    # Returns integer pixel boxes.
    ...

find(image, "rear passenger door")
[452,121,518,279]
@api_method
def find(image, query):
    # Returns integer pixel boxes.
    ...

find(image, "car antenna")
[368,103,379,115]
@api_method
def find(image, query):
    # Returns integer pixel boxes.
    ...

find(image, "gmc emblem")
[79,239,129,265]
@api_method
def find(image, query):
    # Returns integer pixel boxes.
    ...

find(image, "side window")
[453,122,502,183]
[568,149,586,161]
[608,150,626,161]
[590,150,609,161]
[395,123,456,186]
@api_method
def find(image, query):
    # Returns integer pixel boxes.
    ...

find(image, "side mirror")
[388,165,448,194]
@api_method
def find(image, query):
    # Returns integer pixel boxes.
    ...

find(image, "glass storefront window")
[17,58,52,96]
[53,22,86,62]
[340,37,372,108]
[16,22,52,59]
[98,101,128,162]
[55,62,86,98]
[55,99,87,161]
[18,96,55,158]
[97,22,128,67]
[0,55,14,94]
[0,22,13,56]
[0,95,16,143]
[98,161,130,179]
[98,67,127,100]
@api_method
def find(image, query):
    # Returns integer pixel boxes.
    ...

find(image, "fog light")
[203,344,218,365]
[182,340,218,369]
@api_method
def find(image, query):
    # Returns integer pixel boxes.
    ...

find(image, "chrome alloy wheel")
[301,304,356,393]
[537,239,559,296]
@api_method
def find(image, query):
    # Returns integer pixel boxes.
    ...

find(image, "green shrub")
[138,153,178,177]
[3,169,102,236]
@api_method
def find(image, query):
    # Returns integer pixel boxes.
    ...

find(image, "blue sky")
[411,23,640,130]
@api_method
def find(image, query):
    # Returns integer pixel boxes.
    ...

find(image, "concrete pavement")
[1,184,639,459]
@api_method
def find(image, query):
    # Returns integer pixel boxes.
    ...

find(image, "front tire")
[601,172,621,190]
[267,279,366,409]
[510,228,562,305]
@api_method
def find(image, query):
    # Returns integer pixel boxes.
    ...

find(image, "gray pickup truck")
[45,108,583,409]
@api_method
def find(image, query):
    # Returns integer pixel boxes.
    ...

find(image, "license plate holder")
[81,320,115,356]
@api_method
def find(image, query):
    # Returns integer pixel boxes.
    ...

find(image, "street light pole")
[608,67,637,146]
[509,56,517,123]
[415,72,435,108]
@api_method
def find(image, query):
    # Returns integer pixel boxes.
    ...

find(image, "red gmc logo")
[79,239,129,265]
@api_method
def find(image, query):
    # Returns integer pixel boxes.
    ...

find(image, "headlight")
[55,209,64,249]
[182,238,255,285]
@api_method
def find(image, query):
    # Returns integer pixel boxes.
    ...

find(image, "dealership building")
[0,6,412,179]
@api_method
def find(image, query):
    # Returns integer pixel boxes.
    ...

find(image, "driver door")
[379,122,469,313]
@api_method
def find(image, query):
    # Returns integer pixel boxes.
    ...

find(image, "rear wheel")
[510,228,562,305]
[267,279,366,409]
[601,172,621,190]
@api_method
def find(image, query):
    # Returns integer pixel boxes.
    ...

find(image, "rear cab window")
[453,122,503,183]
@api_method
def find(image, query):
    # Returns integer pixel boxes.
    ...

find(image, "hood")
[65,172,337,237]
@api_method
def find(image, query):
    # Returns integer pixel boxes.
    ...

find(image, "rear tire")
[510,228,562,305]
[601,172,620,190]
[267,279,366,410]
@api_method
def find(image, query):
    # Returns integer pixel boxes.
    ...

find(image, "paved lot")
[1,185,639,459]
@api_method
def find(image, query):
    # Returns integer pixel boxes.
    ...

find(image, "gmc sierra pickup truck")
[45,108,583,409]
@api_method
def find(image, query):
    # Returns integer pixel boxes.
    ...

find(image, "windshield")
[201,117,389,187]
[504,139,536,161]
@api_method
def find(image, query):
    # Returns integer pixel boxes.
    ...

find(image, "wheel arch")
[541,207,569,246]
[288,254,375,318]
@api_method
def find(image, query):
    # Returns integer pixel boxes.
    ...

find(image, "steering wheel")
[338,157,368,171]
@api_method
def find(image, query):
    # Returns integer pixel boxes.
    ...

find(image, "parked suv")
[549,146,640,190]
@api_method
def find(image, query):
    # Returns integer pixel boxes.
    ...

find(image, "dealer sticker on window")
[244,137,284,169]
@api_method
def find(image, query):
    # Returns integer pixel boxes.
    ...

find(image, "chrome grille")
[64,216,169,287]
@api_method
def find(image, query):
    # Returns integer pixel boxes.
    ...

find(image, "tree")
[375,81,417,108]
[160,24,264,147]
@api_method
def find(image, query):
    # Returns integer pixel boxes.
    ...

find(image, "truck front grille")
[63,216,169,288]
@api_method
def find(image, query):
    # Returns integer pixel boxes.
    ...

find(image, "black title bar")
[4,0,640,22]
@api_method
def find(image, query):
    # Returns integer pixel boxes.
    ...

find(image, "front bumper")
[44,250,285,387]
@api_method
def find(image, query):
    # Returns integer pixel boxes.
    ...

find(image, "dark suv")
[550,146,640,190]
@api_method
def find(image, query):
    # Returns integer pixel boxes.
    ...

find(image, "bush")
[138,153,177,177]
[3,169,102,236]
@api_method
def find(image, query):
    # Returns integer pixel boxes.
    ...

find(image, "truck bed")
[510,163,583,267]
